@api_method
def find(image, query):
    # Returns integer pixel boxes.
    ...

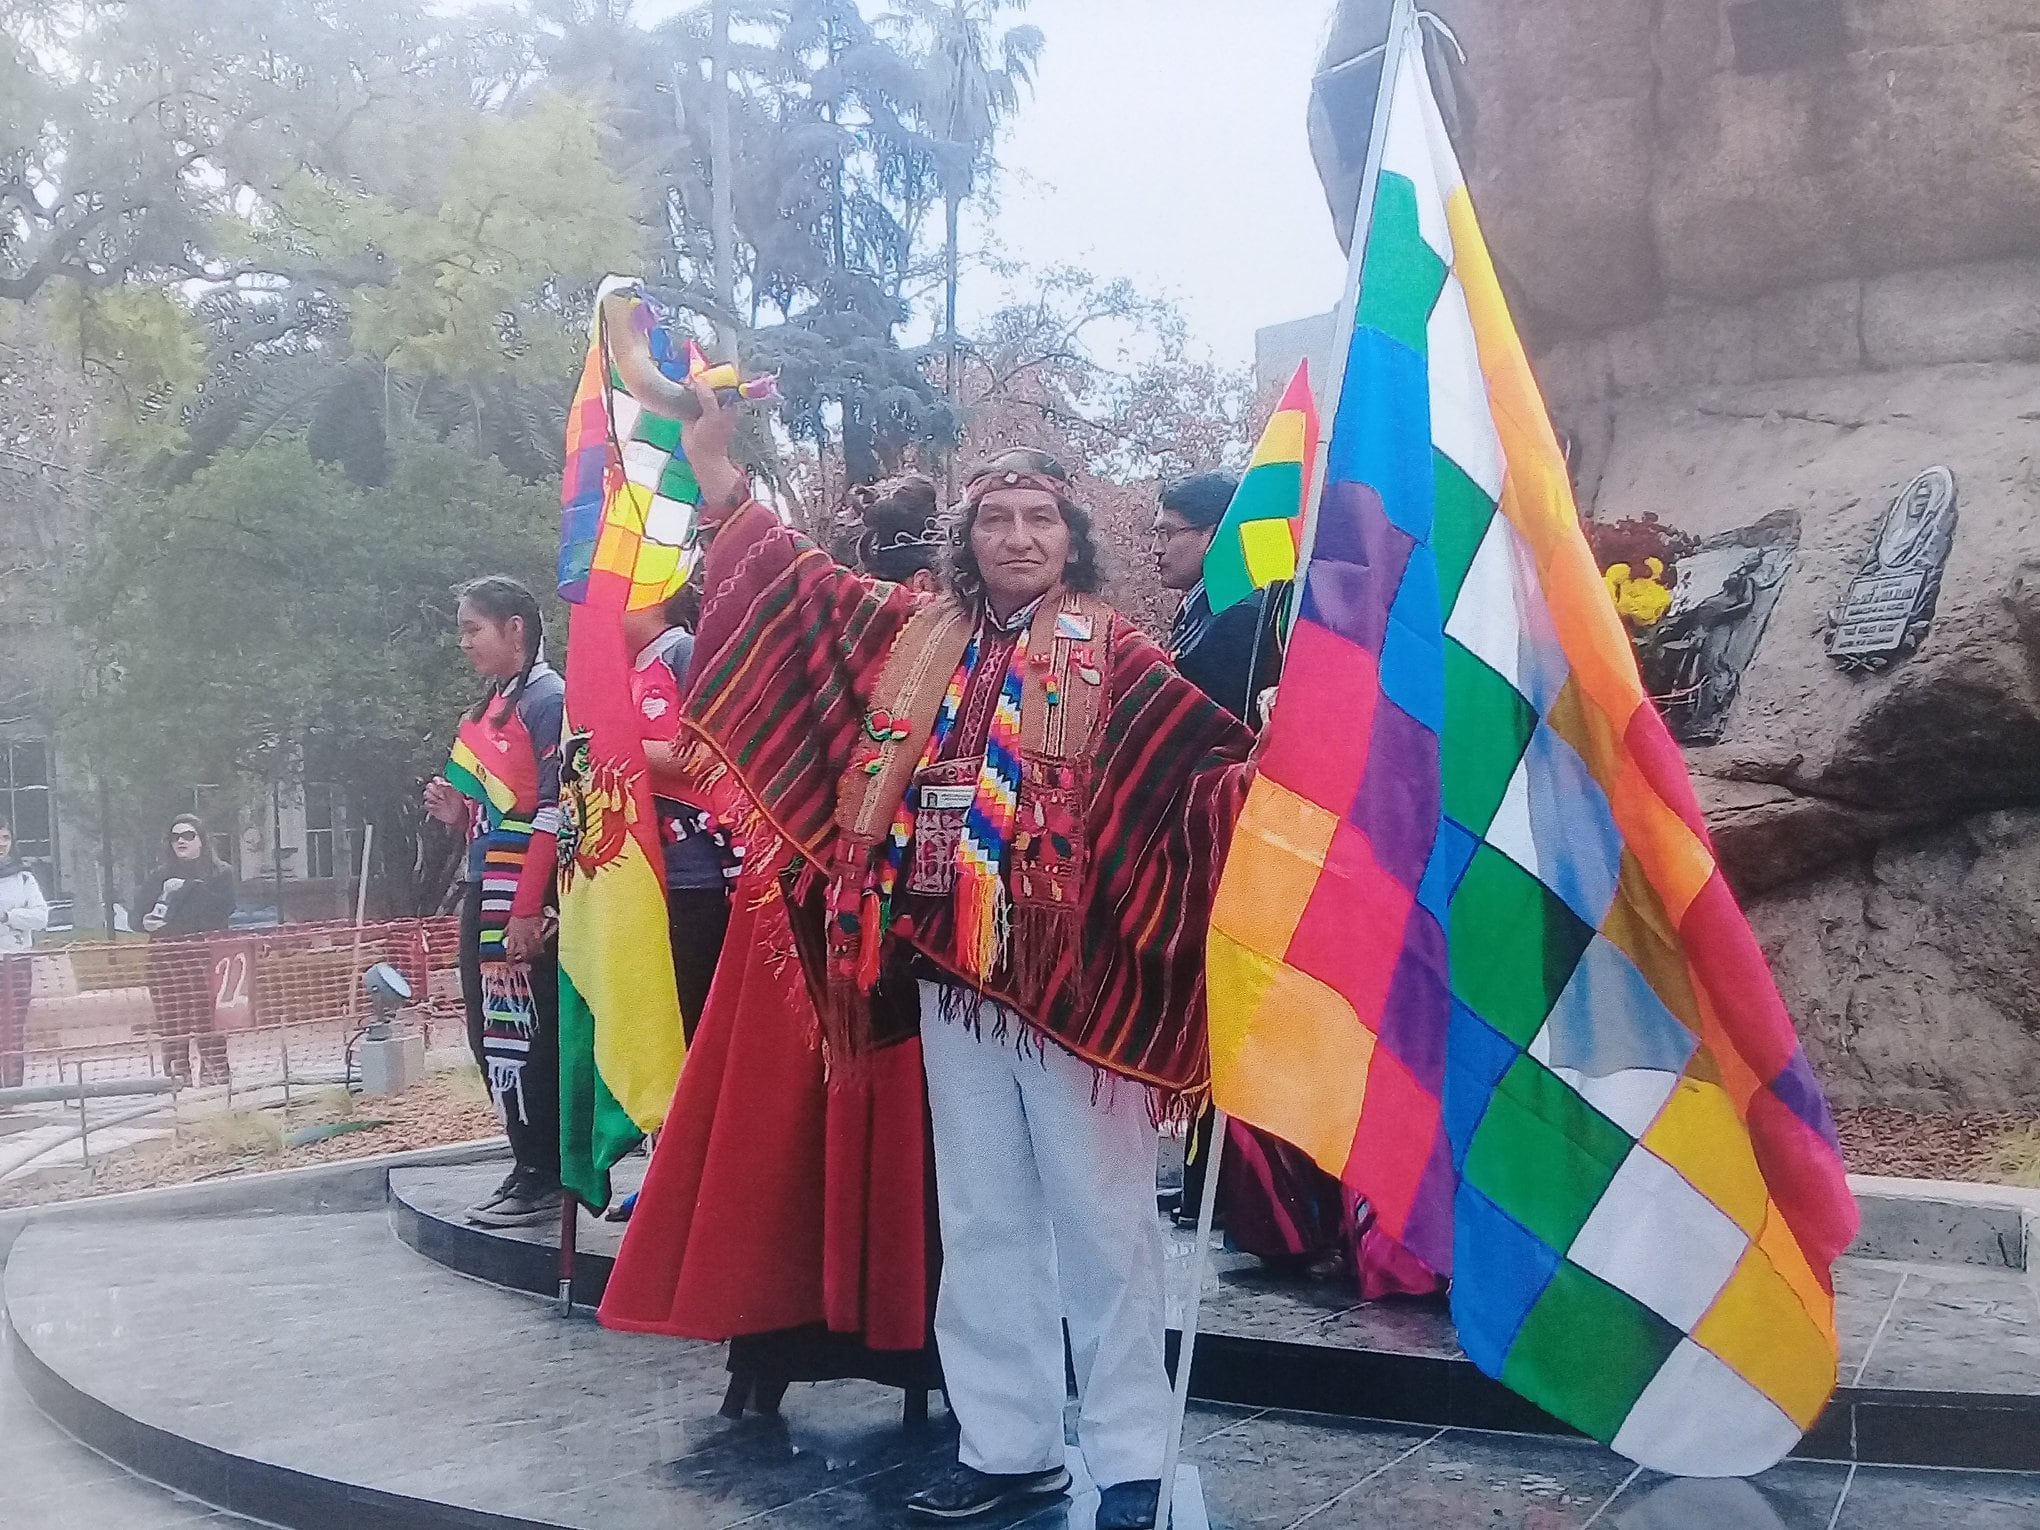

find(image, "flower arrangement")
[1585,515,1695,636]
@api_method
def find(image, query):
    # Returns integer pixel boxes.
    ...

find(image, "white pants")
[918,981,1173,1488]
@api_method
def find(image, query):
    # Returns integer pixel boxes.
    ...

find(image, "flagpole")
[557,1191,578,1315]
[1284,0,1422,648]
[1154,1106,1229,1530]
[1158,6,1426,1525]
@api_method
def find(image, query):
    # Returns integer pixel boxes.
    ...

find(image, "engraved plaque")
[1827,468,1957,673]
[1830,570,1927,657]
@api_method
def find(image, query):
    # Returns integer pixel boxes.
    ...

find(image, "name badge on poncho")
[907,763,978,895]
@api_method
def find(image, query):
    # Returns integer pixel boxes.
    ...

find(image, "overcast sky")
[635,0,1354,370]
[961,0,1350,369]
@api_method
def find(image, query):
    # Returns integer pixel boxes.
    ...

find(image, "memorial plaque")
[1830,571,1926,657]
[1637,509,1797,745]
[1828,467,1958,672]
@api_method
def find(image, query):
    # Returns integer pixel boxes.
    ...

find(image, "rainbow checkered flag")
[554,280,695,1209]
[557,281,702,607]
[1206,29,1857,1476]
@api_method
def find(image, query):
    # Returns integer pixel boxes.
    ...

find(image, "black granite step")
[390,1161,2040,1472]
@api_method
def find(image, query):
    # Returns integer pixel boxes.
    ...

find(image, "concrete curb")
[1846,1174,2037,1271]
[0,1137,510,1263]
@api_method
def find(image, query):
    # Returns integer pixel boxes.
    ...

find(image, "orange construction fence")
[0,918,463,1092]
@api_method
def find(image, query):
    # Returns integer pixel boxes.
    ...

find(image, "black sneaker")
[1096,1479,1161,1530]
[469,1173,564,1228]
[463,1168,522,1221]
[904,1463,1071,1521]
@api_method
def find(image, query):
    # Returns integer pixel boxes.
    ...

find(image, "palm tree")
[890,0,1044,473]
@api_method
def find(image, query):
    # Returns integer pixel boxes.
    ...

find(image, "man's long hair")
[943,448,1105,605]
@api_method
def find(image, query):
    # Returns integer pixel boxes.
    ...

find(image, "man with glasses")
[1151,473,1345,1275]
[1151,474,1278,723]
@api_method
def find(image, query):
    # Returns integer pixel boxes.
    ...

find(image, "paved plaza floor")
[6,1187,2040,1528]
[1,1335,251,1529]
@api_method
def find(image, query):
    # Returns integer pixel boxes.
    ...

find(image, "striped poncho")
[683,499,1255,1098]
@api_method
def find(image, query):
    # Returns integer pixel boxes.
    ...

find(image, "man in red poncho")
[674,382,1254,1530]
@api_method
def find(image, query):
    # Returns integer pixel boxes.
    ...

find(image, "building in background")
[1254,310,1338,400]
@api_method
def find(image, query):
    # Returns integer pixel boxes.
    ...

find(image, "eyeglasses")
[171,830,201,842]
[1150,524,1207,545]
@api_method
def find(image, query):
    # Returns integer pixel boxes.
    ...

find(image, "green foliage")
[3,0,1238,913]
[1,0,449,302]
[4,0,651,479]
[890,0,1045,204]
[317,94,645,394]
[44,285,206,455]
[72,431,562,907]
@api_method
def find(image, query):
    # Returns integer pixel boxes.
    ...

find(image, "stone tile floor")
[1,1333,252,1528]
[7,1208,2040,1527]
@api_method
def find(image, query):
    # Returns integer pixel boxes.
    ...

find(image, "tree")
[2,0,654,488]
[202,89,648,485]
[956,267,1257,632]
[2,0,1073,917]
[889,0,1044,474]
[495,0,958,487]
[73,431,564,912]
[0,0,451,302]
[0,297,105,723]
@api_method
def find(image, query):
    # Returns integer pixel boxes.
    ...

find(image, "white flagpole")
[1283,0,1422,647]
[1154,1106,1229,1530]
[1157,6,1423,1527]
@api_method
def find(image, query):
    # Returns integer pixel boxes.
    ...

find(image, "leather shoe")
[1096,1479,1162,1530]
[905,1463,1072,1520]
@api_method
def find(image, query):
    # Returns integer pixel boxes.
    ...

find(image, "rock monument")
[1316,0,2040,1110]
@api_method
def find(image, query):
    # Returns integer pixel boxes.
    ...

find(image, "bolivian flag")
[1203,363,1320,614]
[446,719,531,828]
[555,281,694,1209]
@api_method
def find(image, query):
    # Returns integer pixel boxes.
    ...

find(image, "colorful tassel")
[855,888,885,992]
[954,864,1008,983]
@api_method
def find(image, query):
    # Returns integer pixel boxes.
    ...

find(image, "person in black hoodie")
[138,812,237,1084]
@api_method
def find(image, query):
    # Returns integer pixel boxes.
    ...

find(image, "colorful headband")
[960,468,1074,509]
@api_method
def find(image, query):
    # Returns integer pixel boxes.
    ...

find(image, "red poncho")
[684,500,1254,1100]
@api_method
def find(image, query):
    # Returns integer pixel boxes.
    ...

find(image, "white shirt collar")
[983,593,1048,635]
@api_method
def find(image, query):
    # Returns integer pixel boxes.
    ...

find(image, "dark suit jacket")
[1170,583,1279,724]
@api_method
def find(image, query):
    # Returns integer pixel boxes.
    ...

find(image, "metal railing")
[0,917,469,1186]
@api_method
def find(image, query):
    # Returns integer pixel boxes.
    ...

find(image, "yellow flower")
[1603,559,1673,627]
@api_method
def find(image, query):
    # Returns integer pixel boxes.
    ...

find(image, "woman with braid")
[668,380,1255,1530]
[424,577,566,1228]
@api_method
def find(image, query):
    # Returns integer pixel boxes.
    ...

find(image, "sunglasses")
[171,830,201,842]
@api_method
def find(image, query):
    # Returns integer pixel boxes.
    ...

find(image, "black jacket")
[137,866,237,937]
[1169,583,1280,724]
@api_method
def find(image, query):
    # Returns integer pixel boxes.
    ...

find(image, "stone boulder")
[1583,359,2040,859]
[1380,0,2040,333]
[1309,0,2040,1111]
[1755,809,2040,1110]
